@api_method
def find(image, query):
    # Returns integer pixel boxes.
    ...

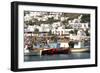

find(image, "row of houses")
[24,12,89,30]
[24,23,89,36]
[24,12,65,22]
[24,12,90,40]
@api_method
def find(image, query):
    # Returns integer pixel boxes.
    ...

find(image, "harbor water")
[24,52,90,62]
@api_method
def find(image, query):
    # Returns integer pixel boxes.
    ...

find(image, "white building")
[52,22,61,28]
[24,14,32,21]
[68,15,89,30]
[60,17,69,21]
[69,23,89,30]
[54,15,59,20]
[60,42,69,48]
[77,29,86,36]
[40,24,50,32]
[52,26,74,35]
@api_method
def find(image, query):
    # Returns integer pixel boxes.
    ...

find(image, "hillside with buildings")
[24,11,90,53]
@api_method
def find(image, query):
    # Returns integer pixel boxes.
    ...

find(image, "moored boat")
[42,48,71,55]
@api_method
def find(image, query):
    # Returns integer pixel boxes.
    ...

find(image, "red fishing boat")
[42,48,71,55]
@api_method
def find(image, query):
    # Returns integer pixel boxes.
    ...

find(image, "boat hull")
[42,48,71,55]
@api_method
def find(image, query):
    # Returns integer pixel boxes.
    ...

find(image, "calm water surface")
[24,52,90,62]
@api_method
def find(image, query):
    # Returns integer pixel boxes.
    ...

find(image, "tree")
[48,30,52,35]
[74,29,78,35]
[51,35,57,42]
[85,29,90,36]
[34,28,39,34]
[69,29,78,35]
[81,14,90,23]
[69,30,74,34]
